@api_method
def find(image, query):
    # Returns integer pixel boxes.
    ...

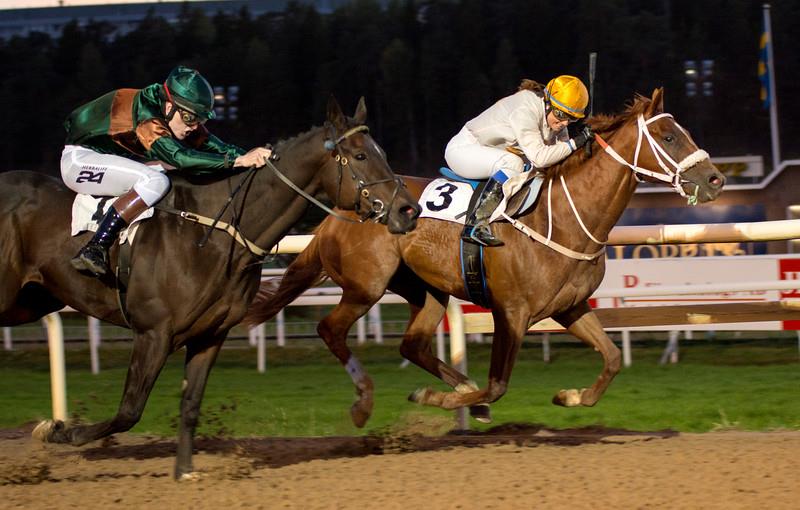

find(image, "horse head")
[594,88,725,204]
[322,96,420,234]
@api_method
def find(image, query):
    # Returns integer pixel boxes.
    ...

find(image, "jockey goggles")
[175,108,207,126]
[164,82,209,126]
[551,107,580,124]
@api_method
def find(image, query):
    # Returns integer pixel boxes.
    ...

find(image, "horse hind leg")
[34,326,171,446]
[317,295,378,428]
[400,290,492,423]
[414,303,529,412]
[552,302,622,407]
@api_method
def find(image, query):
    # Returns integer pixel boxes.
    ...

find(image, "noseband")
[325,123,404,224]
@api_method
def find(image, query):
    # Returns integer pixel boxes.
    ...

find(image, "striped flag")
[758,17,770,109]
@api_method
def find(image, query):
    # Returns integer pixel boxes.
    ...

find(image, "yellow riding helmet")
[545,75,589,119]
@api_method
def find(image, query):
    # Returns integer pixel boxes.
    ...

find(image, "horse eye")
[664,135,675,143]
[355,153,367,161]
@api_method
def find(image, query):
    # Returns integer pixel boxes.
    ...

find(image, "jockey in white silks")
[444,75,593,247]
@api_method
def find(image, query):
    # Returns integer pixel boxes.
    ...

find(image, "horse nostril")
[709,175,724,188]
[400,205,420,220]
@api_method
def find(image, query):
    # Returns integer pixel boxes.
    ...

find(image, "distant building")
[0,0,382,40]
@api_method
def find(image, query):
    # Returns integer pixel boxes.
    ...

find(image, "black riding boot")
[462,179,505,247]
[70,207,128,277]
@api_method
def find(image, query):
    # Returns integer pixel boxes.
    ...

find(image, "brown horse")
[243,89,725,427]
[0,96,419,479]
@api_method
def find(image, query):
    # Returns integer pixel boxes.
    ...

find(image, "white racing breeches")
[60,145,170,206]
[444,126,525,180]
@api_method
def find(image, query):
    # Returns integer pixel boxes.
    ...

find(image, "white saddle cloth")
[70,194,155,244]
[418,172,538,225]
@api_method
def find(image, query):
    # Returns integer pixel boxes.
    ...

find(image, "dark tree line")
[1,0,798,177]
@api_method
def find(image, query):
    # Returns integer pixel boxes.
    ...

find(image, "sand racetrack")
[1,423,798,509]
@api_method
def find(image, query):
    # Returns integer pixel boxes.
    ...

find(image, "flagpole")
[764,3,781,171]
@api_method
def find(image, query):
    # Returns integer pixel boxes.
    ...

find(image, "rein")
[155,123,402,259]
[506,112,710,261]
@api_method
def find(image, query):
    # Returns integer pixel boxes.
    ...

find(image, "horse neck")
[246,128,329,248]
[526,122,640,246]
[173,128,329,253]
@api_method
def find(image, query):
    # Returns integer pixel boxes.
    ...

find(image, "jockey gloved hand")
[569,125,594,151]
[234,146,273,168]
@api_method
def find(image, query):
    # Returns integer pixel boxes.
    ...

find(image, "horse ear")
[646,87,665,116]
[327,95,347,131]
[353,97,367,124]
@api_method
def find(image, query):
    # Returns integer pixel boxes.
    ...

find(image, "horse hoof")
[32,419,65,442]
[408,387,431,404]
[350,402,372,428]
[32,420,54,441]
[469,404,492,424]
[552,389,582,407]
[176,471,203,482]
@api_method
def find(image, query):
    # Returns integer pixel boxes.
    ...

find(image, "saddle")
[70,194,154,242]
[70,193,157,326]
[430,167,546,307]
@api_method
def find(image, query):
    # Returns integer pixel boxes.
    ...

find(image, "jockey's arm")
[509,107,573,169]
[201,133,247,160]
[146,136,244,175]
[201,134,272,168]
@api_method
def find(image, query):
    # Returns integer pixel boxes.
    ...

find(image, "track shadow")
[67,423,678,469]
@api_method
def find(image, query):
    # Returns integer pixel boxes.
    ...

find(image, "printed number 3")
[76,170,105,184]
[426,183,457,211]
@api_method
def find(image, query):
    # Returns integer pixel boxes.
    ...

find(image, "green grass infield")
[1,338,798,437]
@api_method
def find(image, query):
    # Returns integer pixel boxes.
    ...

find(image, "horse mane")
[552,93,652,173]
[273,124,323,153]
[589,93,651,134]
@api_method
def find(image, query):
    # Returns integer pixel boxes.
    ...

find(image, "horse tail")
[242,234,327,328]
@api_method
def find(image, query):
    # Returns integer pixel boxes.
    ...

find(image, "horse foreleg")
[317,297,376,428]
[175,336,224,480]
[33,327,171,446]
[552,302,621,407]
[400,292,492,422]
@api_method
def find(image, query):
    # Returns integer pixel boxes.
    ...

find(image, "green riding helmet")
[163,65,216,120]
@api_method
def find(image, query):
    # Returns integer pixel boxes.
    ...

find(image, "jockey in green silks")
[61,65,273,277]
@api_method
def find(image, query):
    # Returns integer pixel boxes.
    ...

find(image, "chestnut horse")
[244,89,725,427]
[0,96,419,479]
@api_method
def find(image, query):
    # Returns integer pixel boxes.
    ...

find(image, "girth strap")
[460,240,490,308]
[155,204,269,259]
[115,241,133,328]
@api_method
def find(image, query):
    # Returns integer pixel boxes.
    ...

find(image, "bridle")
[324,123,405,224]
[159,122,406,261]
[502,111,712,261]
[594,113,710,205]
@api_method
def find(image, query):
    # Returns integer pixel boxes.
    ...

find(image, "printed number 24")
[76,170,105,184]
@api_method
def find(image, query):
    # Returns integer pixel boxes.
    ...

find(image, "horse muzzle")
[682,162,726,204]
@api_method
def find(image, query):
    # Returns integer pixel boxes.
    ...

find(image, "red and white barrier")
[453,255,800,335]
